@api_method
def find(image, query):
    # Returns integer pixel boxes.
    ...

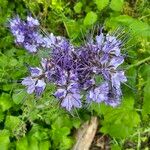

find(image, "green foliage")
[74,2,83,13]
[0,130,10,150]
[95,0,109,11]
[12,89,27,104]
[0,0,150,149]
[106,15,150,38]
[0,93,13,112]
[110,0,124,11]
[5,116,22,136]
[100,98,140,138]
[142,78,150,117]
[91,98,141,138]
[84,11,97,26]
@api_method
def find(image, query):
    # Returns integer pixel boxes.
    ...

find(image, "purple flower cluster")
[9,16,43,52]
[10,16,127,111]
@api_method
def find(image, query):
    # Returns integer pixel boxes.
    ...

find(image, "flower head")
[9,16,44,52]
[10,16,127,111]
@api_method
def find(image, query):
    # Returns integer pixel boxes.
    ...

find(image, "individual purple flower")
[22,67,46,96]
[42,33,56,48]
[54,88,67,99]
[40,58,58,82]
[111,71,127,89]
[109,56,124,69]
[9,16,22,35]
[34,80,46,96]
[27,16,39,27]
[100,55,125,81]
[105,88,121,107]
[61,92,81,111]
[24,44,37,53]
[87,82,109,103]
[105,96,120,107]
[22,77,46,96]
[54,83,82,111]
[54,70,82,111]
[29,67,43,77]
[83,79,95,90]
[21,77,36,94]
[102,34,122,56]
[96,32,104,49]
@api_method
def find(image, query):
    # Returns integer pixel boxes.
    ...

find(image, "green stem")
[137,129,141,150]
[126,56,150,70]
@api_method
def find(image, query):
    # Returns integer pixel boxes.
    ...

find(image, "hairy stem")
[126,56,150,70]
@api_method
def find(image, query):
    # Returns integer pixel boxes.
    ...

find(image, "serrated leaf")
[61,137,73,150]
[74,2,83,13]
[0,55,9,67]
[95,0,109,11]
[16,137,28,150]
[100,98,140,138]
[72,118,81,128]
[84,11,97,26]
[110,0,124,11]
[28,125,49,141]
[0,93,13,111]
[9,58,18,67]
[5,116,21,131]
[63,20,82,40]
[12,89,27,104]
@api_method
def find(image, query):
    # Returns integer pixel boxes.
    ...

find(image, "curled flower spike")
[10,16,127,111]
[27,16,40,27]
[9,16,44,52]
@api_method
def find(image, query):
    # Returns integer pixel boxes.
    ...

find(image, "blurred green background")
[0,0,150,149]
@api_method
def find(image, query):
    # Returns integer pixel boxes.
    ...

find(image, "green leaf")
[74,2,83,13]
[100,98,140,138]
[12,89,27,104]
[0,110,4,123]
[0,93,13,112]
[61,137,73,150]
[63,20,83,40]
[72,118,81,129]
[0,130,10,150]
[95,0,109,11]
[2,84,15,91]
[110,0,124,11]
[111,144,121,150]
[28,125,49,141]
[0,55,9,67]
[105,15,150,38]
[142,78,150,117]
[9,58,18,67]
[84,11,97,26]
[5,116,21,131]
[39,141,51,150]
[16,137,28,150]
[28,137,39,150]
